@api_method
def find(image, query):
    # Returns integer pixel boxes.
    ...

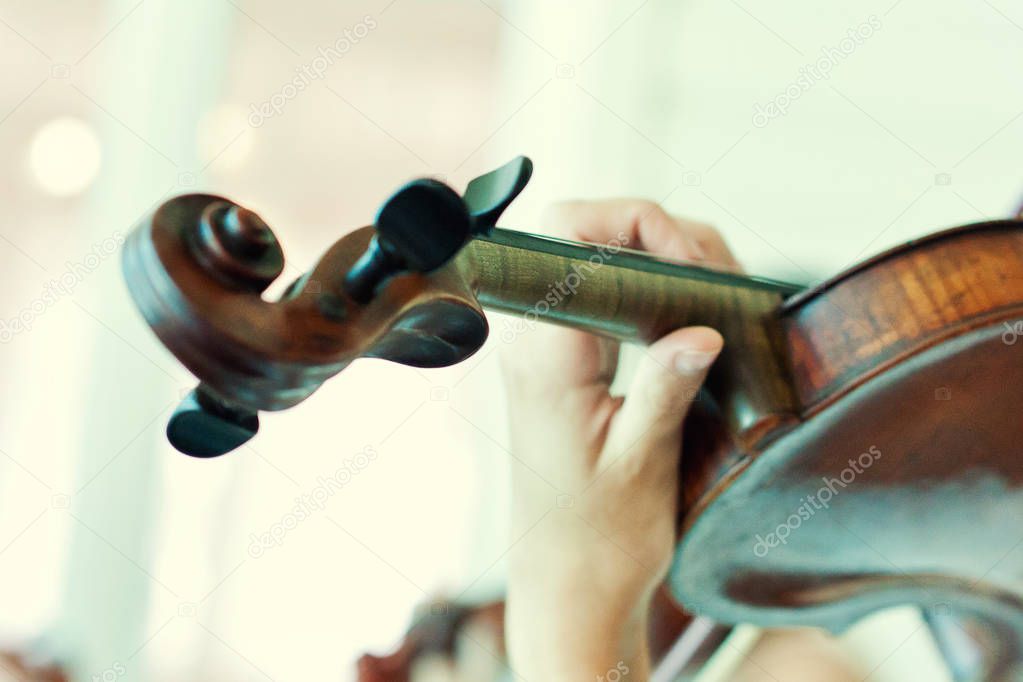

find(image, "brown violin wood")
[123,187,1023,680]
[670,220,1023,681]
[785,222,1023,410]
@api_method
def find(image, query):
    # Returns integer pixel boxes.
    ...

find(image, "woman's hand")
[501,199,738,681]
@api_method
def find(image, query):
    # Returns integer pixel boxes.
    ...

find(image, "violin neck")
[464,228,804,441]
[467,228,800,344]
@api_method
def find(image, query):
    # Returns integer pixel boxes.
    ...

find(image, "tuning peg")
[344,179,472,303]
[166,385,259,457]
[343,157,533,304]
[463,155,533,234]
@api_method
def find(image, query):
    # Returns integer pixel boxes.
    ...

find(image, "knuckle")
[638,378,679,412]
[637,372,698,414]
[680,219,719,238]
[631,199,670,225]
[682,221,737,261]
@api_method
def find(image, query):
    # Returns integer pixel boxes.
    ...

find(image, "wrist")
[506,579,652,681]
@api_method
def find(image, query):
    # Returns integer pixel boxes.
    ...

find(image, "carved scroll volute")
[122,194,487,455]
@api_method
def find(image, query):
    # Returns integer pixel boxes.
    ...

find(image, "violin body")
[674,221,1023,680]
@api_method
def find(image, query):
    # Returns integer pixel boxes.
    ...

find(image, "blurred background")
[0,0,1020,679]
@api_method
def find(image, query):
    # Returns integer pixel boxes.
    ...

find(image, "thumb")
[601,326,723,472]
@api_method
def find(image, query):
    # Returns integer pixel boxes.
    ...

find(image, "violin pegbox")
[346,155,533,363]
[121,157,533,457]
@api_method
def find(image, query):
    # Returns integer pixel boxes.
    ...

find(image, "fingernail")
[674,349,718,373]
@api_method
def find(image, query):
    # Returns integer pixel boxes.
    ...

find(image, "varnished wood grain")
[668,219,1023,681]
[464,232,801,448]
[783,222,1023,410]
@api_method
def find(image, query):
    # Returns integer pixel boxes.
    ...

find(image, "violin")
[122,157,1023,681]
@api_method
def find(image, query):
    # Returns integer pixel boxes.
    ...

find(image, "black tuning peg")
[343,157,533,304]
[166,385,259,457]
[344,179,472,303]
[463,155,533,234]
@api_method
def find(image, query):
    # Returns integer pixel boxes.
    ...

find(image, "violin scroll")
[122,158,533,457]
[190,201,284,292]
